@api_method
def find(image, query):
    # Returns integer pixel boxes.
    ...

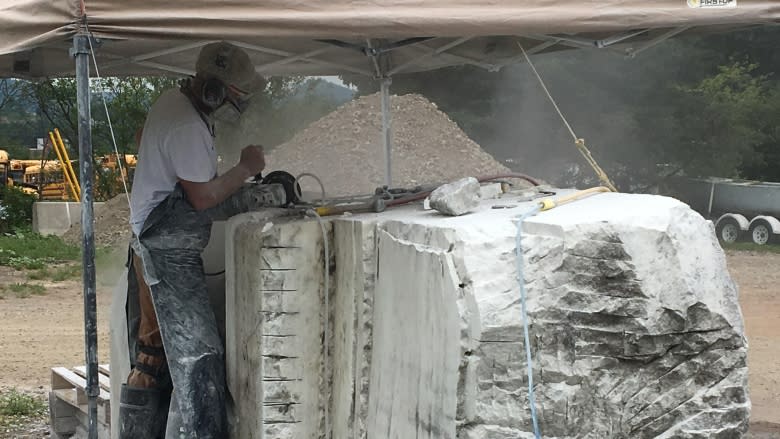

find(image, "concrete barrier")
[32,201,104,236]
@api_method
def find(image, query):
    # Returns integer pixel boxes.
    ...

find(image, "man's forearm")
[179,164,254,211]
[204,183,287,221]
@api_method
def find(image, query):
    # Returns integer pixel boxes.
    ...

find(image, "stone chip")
[429,177,481,216]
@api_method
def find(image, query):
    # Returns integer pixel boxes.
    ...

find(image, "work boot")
[118,384,166,439]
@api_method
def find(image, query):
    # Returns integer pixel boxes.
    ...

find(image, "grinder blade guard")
[258,170,302,205]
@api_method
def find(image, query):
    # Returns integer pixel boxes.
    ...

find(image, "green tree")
[734,81,780,181]
[92,77,179,154]
[0,79,22,113]
[7,77,178,200]
[22,78,79,150]
[654,61,770,178]
[23,77,178,155]
[0,79,39,148]
[0,186,36,233]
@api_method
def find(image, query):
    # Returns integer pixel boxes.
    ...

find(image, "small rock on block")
[430,177,481,216]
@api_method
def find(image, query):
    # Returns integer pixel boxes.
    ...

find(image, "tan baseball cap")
[196,42,256,93]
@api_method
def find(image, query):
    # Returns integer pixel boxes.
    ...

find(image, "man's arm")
[180,145,265,211]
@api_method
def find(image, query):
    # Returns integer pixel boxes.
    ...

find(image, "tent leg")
[380,77,393,187]
[72,33,99,439]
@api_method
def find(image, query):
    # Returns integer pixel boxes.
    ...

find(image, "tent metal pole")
[72,33,99,439]
[380,77,393,186]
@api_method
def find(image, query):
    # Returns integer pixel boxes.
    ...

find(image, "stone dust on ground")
[61,194,131,248]
[0,250,777,437]
[266,93,514,197]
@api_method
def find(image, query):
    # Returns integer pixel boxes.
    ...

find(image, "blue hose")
[516,205,542,439]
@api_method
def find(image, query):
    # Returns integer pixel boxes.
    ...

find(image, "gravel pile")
[62,194,132,248]
[266,93,511,197]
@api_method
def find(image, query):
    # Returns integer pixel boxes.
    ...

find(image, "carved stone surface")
[226,192,749,439]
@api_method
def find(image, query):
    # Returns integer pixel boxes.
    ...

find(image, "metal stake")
[72,33,99,439]
[380,77,393,186]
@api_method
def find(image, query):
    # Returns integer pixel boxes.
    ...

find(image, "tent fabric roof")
[1,0,778,78]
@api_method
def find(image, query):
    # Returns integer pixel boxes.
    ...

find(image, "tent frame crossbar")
[234,41,375,75]
[527,33,628,54]
[99,40,212,71]
[595,28,651,48]
[388,36,474,75]
[256,46,334,72]
[491,39,560,70]
[74,27,673,79]
[626,26,692,57]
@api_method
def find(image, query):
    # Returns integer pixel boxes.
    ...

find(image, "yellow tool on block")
[539,186,611,212]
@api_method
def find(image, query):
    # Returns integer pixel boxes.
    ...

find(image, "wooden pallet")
[49,364,111,438]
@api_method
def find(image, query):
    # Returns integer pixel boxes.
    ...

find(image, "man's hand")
[180,145,266,211]
[238,145,266,176]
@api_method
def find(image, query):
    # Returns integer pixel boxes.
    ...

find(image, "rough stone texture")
[430,177,481,216]
[226,191,749,438]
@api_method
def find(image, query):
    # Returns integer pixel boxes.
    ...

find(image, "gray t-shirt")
[130,89,217,235]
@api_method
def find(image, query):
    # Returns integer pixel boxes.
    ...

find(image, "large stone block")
[32,201,103,236]
[226,191,749,438]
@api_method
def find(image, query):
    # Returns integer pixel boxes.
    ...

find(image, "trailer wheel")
[716,218,741,244]
[750,220,774,245]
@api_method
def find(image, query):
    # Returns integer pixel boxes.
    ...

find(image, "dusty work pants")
[127,248,227,439]
[124,187,227,439]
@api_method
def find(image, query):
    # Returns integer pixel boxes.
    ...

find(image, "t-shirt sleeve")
[165,122,217,183]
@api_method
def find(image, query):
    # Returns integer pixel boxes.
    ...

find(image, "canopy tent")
[1,0,778,79]
[1,2,777,438]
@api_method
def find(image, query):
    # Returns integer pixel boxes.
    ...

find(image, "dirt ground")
[0,251,777,436]
[727,250,780,435]
[0,266,112,391]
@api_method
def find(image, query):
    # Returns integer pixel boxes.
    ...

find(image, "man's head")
[194,42,256,113]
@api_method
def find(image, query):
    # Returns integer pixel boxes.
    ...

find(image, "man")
[120,41,285,438]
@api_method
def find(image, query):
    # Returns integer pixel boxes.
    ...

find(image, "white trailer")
[672,177,780,245]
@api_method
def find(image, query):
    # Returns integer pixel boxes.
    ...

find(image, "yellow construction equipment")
[23,162,73,200]
[8,159,39,184]
[100,153,137,175]
[1,131,136,200]
[49,129,81,201]
[0,149,9,187]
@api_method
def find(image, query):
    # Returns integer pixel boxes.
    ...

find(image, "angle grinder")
[254,170,301,206]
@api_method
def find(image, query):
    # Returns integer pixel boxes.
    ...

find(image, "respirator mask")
[201,78,251,123]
